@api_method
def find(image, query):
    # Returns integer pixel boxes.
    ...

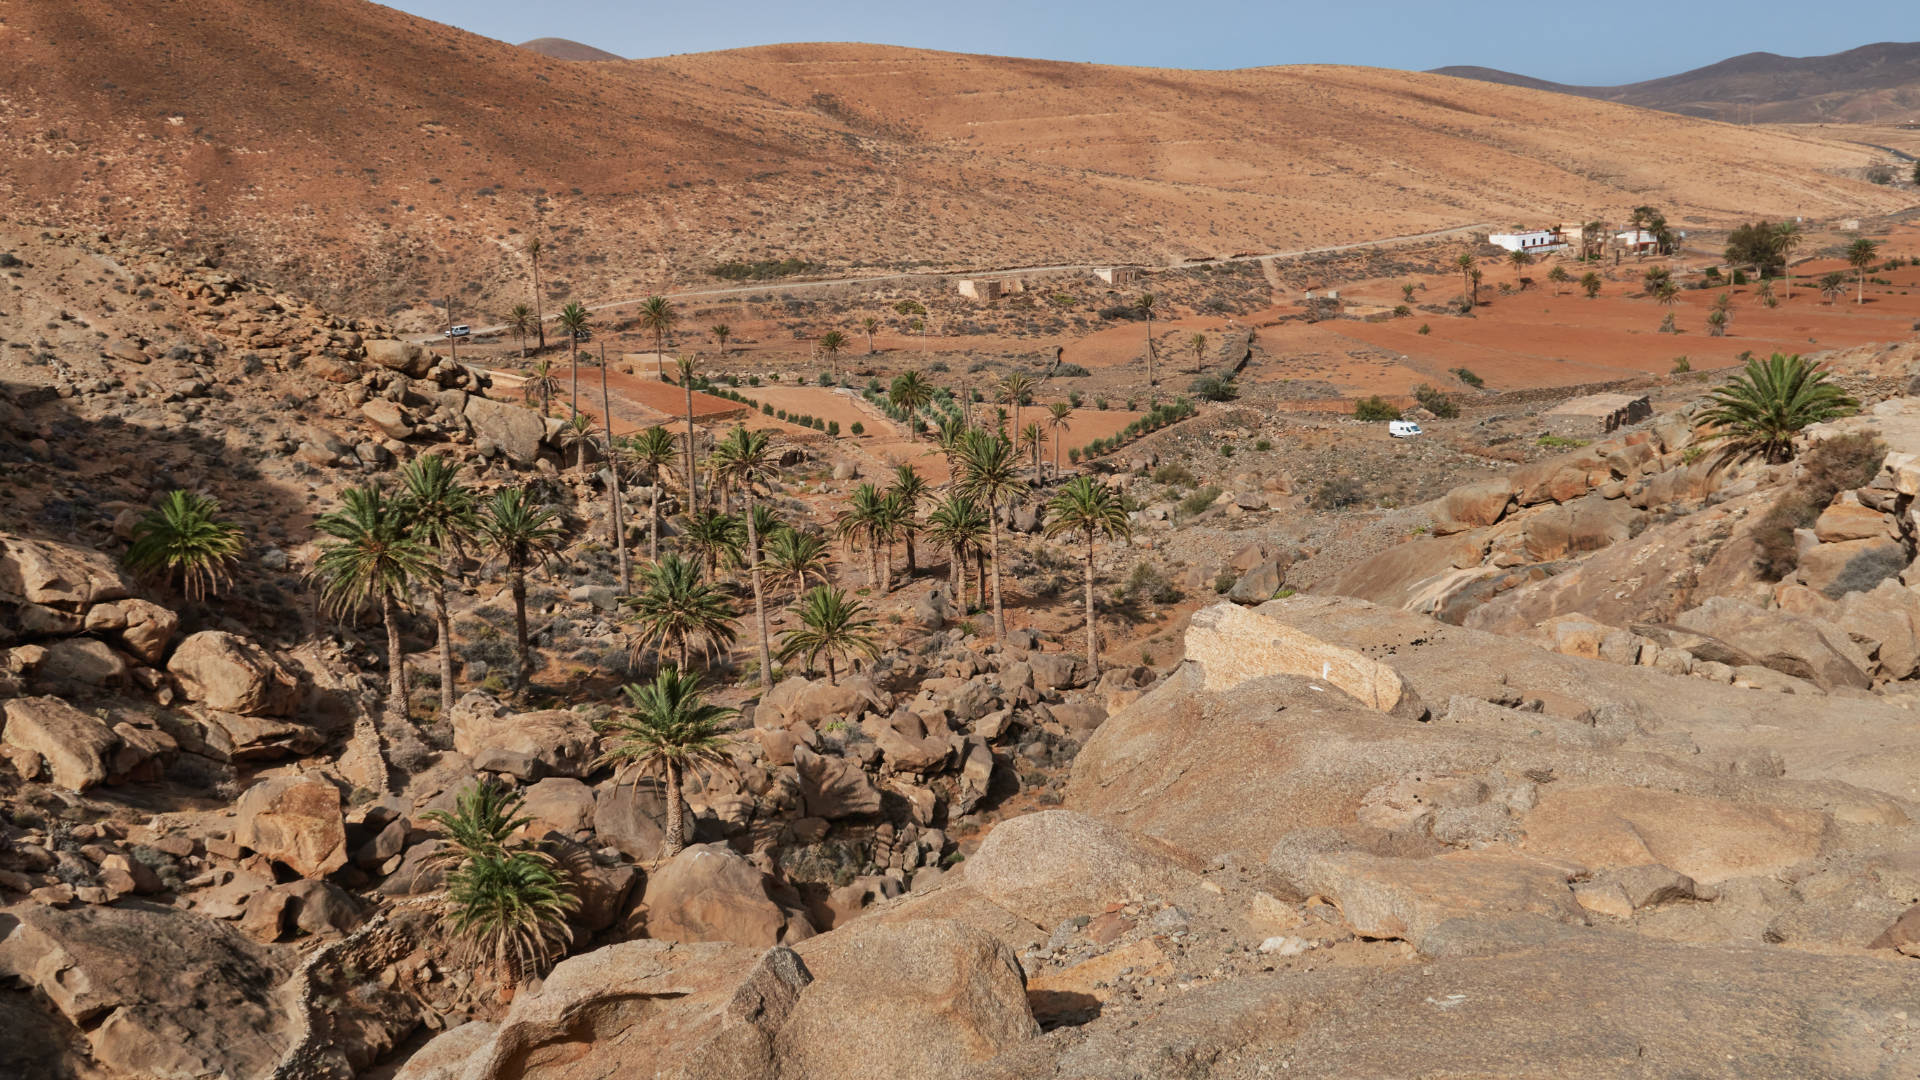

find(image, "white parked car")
[444,324,471,338]
[1388,420,1423,439]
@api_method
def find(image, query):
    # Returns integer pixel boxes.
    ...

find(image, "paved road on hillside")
[411,222,1491,344]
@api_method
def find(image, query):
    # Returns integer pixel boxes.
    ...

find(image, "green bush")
[850,421,864,436]
[1354,396,1401,421]
[1153,463,1197,486]
[1413,385,1459,419]
[1451,367,1484,388]
[1671,356,1691,374]
[1190,374,1239,402]
[1178,486,1223,516]
[1417,323,1431,335]
[1752,433,1887,580]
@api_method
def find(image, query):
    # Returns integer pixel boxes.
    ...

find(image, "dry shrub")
[1751,432,1887,581]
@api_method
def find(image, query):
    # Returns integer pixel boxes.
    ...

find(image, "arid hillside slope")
[0,1,1907,321]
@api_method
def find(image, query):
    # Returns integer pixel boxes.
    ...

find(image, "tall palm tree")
[887,464,929,577]
[556,301,590,419]
[1019,421,1046,476]
[861,315,880,353]
[1699,352,1859,464]
[679,508,744,578]
[1580,220,1606,261]
[889,371,933,439]
[925,493,988,611]
[955,429,1029,640]
[836,482,890,588]
[709,324,731,355]
[505,304,536,359]
[1848,237,1880,305]
[1455,252,1475,299]
[124,490,243,601]
[1044,477,1133,680]
[479,488,564,682]
[558,413,598,473]
[764,528,835,601]
[594,667,738,857]
[525,238,547,351]
[1187,331,1208,374]
[709,426,780,687]
[627,553,738,672]
[398,455,478,721]
[674,353,702,515]
[628,426,678,562]
[639,296,678,380]
[598,341,631,598]
[1136,292,1158,394]
[777,585,879,685]
[427,781,577,985]
[1045,402,1074,478]
[998,372,1035,448]
[522,357,561,416]
[817,330,847,385]
[1773,220,1802,300]
[311,485,439,727]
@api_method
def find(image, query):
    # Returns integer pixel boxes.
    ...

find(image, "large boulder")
[1519,785,1825,884]
[758,675,889,729]
[1,695,119,790]
[1674,597,1871,690]
[791,744,881,819]
[365,339,434,377]
[1227,558,1286,604]
[1297,849,1586,943]
[1440,479,1514,528]
[167,631,299,716]
[0,533,133,611]
[34,636,132,690]
[233,774,349,879]
[592,779,686,862]
[641,843,814,947]
[784,918,1039,1080]
[1184,602,1424,718]
[1814,499,1896,543]
[962,810,1203,927]
[463,394,546,466]
[1027,652,1087,692]
[1795,536,1907,599]
[450,692,598,778]
[82,598,179,664]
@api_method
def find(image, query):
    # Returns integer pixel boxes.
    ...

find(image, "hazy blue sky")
[383,0,1914,85]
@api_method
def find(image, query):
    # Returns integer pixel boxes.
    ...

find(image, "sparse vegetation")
[1751,433,1887,580]
[1354,396,1401,421]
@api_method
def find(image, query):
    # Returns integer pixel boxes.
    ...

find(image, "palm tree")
[398,455,478,722]
[709,425,779,687]
[1019,421,1046,475]
[926,493,988,610]
[1455,252,1475,298]
[425,780,576,985]
[1580,272,1603,299]
[1046,402,1073,477]
[1848,237,1880,304]
[1757,279,1778,309]
[1044,477,1133,681]
[1706,308,1729,336]
[1547,264,1570,295]
[764,528,834,601]
[679,508,744,578]
[836,482,889,588]
[525,238,547,351]
[1820,272,1848,305]
[124,490,243,601]
[1507,247,1533,285]
[522,357,561,416]
[594,667,738,857]
[1469,266,1483,306]
[598,341,631,598]
[1698,352,1859,464]
[887,464,930,577]
[479,488,564,682]
[777,585,879,685]
[505,304,536,359]
[889,370,933,439]
[558,413,598,473]
[709,324,732,355]
[674,353,702,514]
[628,426,678,562]
[311,485,439,727]
[639,296,678,380]
[1654,280,1680,332]
[1135,292,1157,392]
[627,553,737,672]
[556,302,590,418]
[1580,220,1607,261]
[1187,331,1208,374]
[955,429,1029,640]
[1773,220,1802,300]
[818,331,847,385]
[998,372,1035,447]
[861,316,880,353]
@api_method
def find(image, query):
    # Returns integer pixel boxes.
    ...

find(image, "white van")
[444,324,471,338]
[1388,420,1423,439]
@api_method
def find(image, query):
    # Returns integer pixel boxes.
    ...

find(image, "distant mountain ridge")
[1433,41,1920,124]
[518,37,623,62]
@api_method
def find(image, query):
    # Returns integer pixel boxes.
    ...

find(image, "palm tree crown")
[764,528,835,599]
[627,553,738,671]
[1044,476,1134,677]
[778,585,880,685]
[125,490,244,600]
[640,296,678,379]
[425,780,576,985]
[1699,352,1859,464]
[594,667,738,856]
[310,485,438,619]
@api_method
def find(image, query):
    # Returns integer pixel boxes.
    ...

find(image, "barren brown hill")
[0,1,1908,323]
[517,37,625,62]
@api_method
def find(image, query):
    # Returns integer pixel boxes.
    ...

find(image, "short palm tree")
[1019,421,1046,475]
[777,585,879,685]
[1580,271,1602,299]
[1507,247,1533,284]
[763,528,834,601]
[522,357,561,416]
[836,482,890,588]
[1045,402,1074,477]
[556,301,590,418]
[1187,331,1207,374]
[887,464,930,576]
[639,296,677,380]
[709,323,731,354]
[1706,308,1729,336]
[311,485,439,727]
[398,455,478,721]
[861,316,881,353]
[1757,279,1778,309]
[1547,264,1571,295]
[125,490,243,601]
[709,426,780,687]
[557,413,598,473]
[1044,477,1133,680]
[594,667,738,857]
[890,371,933,439]
[505,304,536,359]
[1820,271,1848,305]
[679,508,744,578]
[628,426,678,561]
[817,330,848,384]
[955,429,1029,639]
[627,553,738,672]
[425,780,576,986]
[999,371,1035,444]
[1848,237,1880,304]
[479,488,564,681]
[1698,352,1859,464]
[926,492,989,610]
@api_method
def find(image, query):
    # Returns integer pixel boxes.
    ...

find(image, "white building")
[1094,266,1140,285]
[1488,228,1567,255]
[1615,229,1659,253]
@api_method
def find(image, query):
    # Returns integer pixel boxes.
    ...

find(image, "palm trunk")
[655,330,665,380]
[684,384,699,518]
[1083,532,1100,681]
[663,761,685,857]
[825,655,837,686]
[569,342,579,419]
[511,564,531,681]
[602,356,631,596]
[678,638,690,672]
[382,591,408,726]
[987,515,1005,639]
[881,539,893,594]
[904,531,917,576]
[745,488,772,688]
[649,483,660,562]
[532,259,545,351]
[975,549,987,611]
[434,583,455,721]
[866,539,878,590]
